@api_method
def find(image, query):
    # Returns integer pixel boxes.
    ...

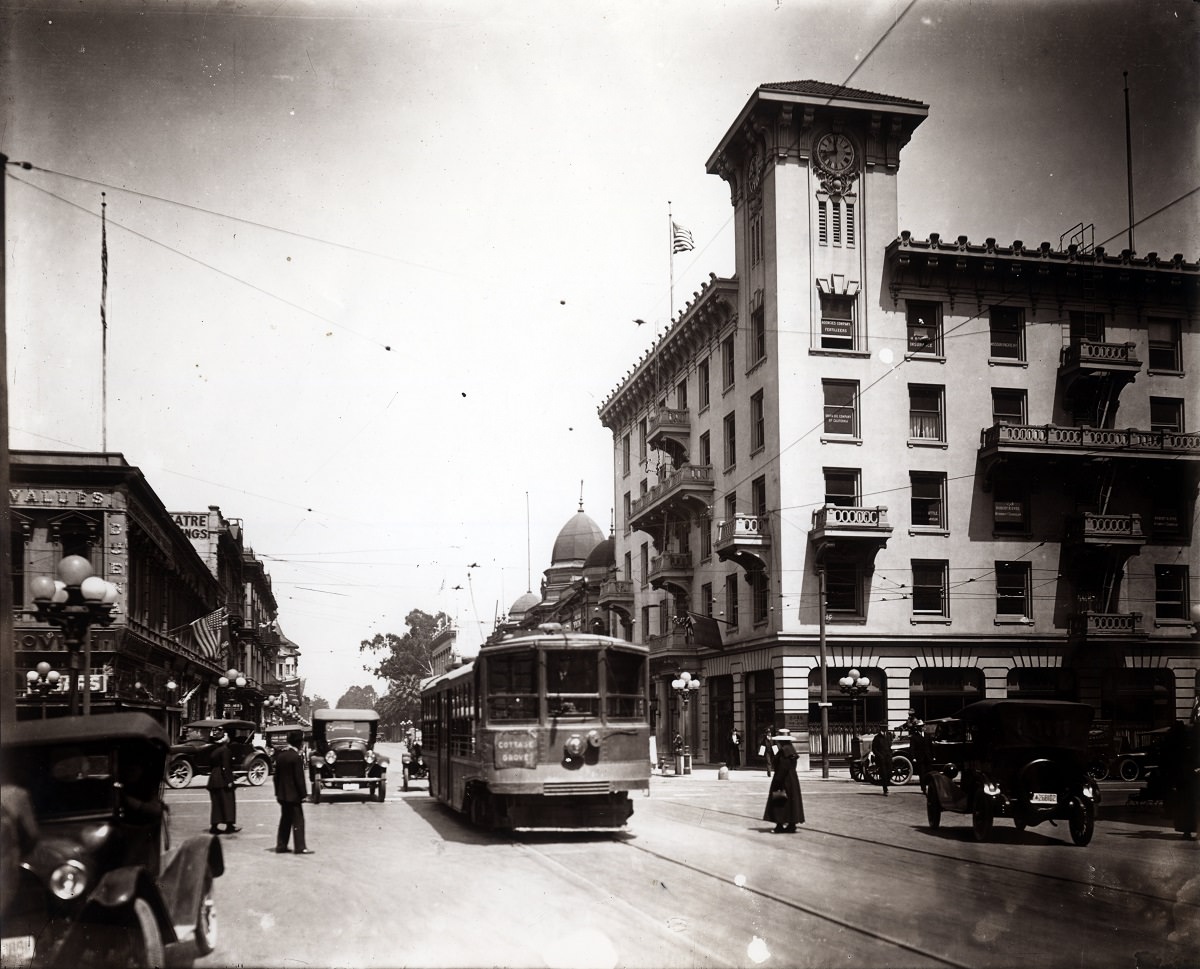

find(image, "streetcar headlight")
[564,735,585,758]
[325,750,337,765]
[586,730,602,749]
[50,860,88,900]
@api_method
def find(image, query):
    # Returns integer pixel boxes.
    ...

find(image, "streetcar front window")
[487,651,538,722]
[606,650,647,720]
[546,649,600,718]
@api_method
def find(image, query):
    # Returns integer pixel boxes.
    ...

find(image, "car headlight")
[365,750,376,764]
[50,860,88,900]
[1083,783,1096,800]
[325,750,337,765]
[564,735,585,758]
[982,781,1000,796]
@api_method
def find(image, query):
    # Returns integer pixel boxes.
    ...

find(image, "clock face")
[816,133,856,173]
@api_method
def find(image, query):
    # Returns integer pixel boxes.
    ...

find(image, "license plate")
[1031,792,1057,804]
[2,935,35,963]
[343,783,359,791]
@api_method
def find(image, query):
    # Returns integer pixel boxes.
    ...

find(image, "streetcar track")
[650,795,1196,911]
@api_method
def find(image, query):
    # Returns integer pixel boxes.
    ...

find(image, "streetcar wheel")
[891,755,913,786]
[1069,800,1095,847]
[1118,758,1140,782]
[245,757,270,787]
[166,759,194,789]
[194,875,218,956]
[926,788,941,830]
[972,796,994,842]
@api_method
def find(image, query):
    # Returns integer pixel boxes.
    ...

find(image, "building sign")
[493,730,539,769]
[10,489,111,508]
[26,672,109,695]
[821,318,852,339]
[171,511,212,562]
[994,501,1025,522]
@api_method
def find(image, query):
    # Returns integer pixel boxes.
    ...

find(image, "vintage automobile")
[924,699,1098,846]
[400,739,428,792]
[848,727,917,786]
[262,725,311,769]
[309,709,388,803]
[165,719,272,790]
[0,713,223,968]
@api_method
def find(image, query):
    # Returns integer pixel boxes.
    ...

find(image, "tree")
[337,685,378,709]
[361,609,449,733]
[307,695,329,718]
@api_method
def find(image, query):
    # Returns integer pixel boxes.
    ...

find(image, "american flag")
[190,607,227,659]
[671,221,695,254]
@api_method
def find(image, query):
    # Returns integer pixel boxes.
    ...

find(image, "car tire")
[925,788,941,830]
[972,796,994,842]
[1069,799,1095,847]
[131,898,166,968]
[891,756,913,786]
[376,779,387,803]
[1118,758,1141,782]
[403,767,410,792]
[245,757,270,787]
[166,758,194,789]
[312,779,322,804]
[1087,761,1109,782]
[194,875,218,956]
[849,762,862,782]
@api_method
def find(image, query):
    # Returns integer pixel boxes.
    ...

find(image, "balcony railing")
[597,578,634,606]
[1059,340,1141,372]
[980,423,1200,460]
[810,504,893,541]
[1068,611,1146,641]
[630,465,715,537]
[647,408,691,465]
[1064,512,1146,547]
[649,551,694,594]
[714,514,771,570]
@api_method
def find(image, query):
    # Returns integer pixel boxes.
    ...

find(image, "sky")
[3,0,1197,703]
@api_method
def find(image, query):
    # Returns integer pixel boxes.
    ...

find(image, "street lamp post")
[217,668,247,718]
[839,669,871,737]
[670,671,701,775]
[30,556,118,717]
[26,662,61,719]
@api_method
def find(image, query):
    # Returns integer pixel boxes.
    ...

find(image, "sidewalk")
[653,762,858,783]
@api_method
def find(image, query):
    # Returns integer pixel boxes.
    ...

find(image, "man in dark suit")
[273,730,312,854]
[872,729,894,797]
[206,728,239,834]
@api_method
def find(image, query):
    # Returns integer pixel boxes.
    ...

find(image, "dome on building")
[509,590,541,618]
[582,535,615,572]
[550,505,604,566]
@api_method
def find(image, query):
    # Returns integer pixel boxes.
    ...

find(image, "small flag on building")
[671,221,695,254]
[189,607,227,659]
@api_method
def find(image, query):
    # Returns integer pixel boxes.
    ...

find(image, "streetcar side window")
[606,650,647,720]
[486,652,538,722]
[545,649,600,718]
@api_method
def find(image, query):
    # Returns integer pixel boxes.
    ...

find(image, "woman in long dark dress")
[762,728,805,833]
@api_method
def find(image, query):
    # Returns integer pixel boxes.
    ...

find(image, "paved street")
[164,743,1197,969]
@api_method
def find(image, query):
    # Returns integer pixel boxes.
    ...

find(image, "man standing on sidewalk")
[273,730,312,854]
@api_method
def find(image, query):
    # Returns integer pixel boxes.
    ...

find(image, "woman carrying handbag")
[762,727,805,833]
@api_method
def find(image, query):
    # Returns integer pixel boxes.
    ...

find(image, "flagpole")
[668,200,674,325]
[100,192,108,452]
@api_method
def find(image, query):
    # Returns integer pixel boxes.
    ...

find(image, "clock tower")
[706,80,928,355]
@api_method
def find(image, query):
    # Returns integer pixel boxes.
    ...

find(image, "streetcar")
[420,624,651,830]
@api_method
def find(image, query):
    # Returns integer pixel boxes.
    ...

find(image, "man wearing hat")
[206,727,239,835]
[762,727,805,833]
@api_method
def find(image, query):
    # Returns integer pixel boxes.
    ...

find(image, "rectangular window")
[912,559,949,617]
[641,605,652,641]
[750,390,765,452]
[832,198,842,245]
[698,358,710,411]
[991,388,1027,425]
[1150,397,1184,434]
[910,471,947,529]
[638,418,647,464]
[751,476,767,519]
[819,294,857,351]
[845,201,856,247]
[909,384,946,443]
[622,433,631,476]
[701,582,713,618]
[623,552,632,582]
[622,492,631,534]
[995,562,1031,619]
[823,380,859,437]
[906,300,943,355]
[1069,310,1105,344]
[700,517,712,561]
[751,307,766,363]
[824,562,863,618]
[824,468,860,507]
[722,335,736,390]
[640,543,649,589]
[1155,566,1189,621]
[676,379,688,411]
[818,200,829,246]
[1148,318,1182,372]
[725,573,739,629]
[993,479,1030,534]
[989,305,1025,360]
[751,572,769,624]
[698,430,711,467]
[723,412,737,469]
[659,601,669,636]
[724,492,737,522]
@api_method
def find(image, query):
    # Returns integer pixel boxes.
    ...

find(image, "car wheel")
[925,788,941,830]
[313,779,323,803]
[166,758,194,789]
[1069,799,1095,846]
[972,796,994,842]
[1013,816,1027,833]
[1118,758,1141,782]
[1087,761,1109,781]
[376,779,387,802]
[849,762,862,782]
[245,757,270,787]
[194,875,218,956]
[403,767,410,792]
[131,898,166,968]
[891,756,913,786]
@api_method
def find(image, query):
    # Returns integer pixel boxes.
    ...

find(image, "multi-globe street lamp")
[30,555,119,716]
[218,668,247,718]
[26,662,61,719]
[671,671,701,775]
[839,668,871,737]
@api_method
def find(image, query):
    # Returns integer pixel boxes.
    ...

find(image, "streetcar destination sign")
[494,731,539,769]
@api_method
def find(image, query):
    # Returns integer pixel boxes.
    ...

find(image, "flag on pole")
[671,221,695,254]
[189,607,227,659]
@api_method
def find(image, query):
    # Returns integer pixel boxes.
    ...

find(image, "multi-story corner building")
[597,80,1199,769]
[11,451,288,734]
